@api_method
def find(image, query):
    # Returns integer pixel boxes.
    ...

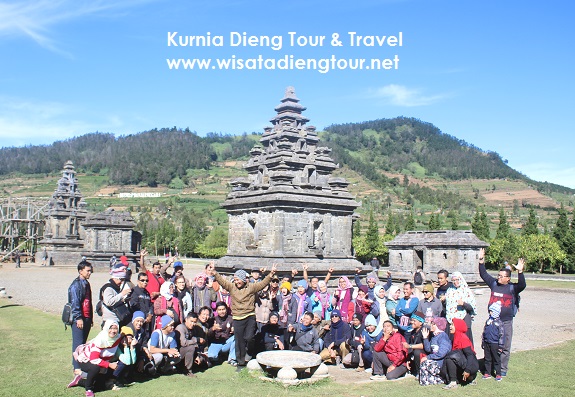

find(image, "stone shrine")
[38,161,140,269]
[39,161,88,265]
[385,230,489,283]
[217,87,362,275]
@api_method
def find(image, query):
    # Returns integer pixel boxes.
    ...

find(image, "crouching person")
[148,315,181,374]
[176,312,201,377]
[319,309,351,365]
[70,320,122,396]
[207,302,236,365]
[110,327,138,389]
[370,320,408,381]
[127,311,152,375]
[288,312,320,353]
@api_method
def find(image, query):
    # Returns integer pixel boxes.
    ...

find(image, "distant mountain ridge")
[1,118,573,197]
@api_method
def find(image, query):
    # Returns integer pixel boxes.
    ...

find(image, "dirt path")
[2,264,574,383]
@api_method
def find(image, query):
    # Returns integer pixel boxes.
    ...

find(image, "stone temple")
[217,87,362,275]
[39,161,140,269]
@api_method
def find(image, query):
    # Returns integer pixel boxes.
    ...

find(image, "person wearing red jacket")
[370,320,408,381]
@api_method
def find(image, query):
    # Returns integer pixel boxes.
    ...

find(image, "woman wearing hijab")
[153,282,182,329]
[442,318,479,389]
[385,285,401,327]
[332,276,354,322]
[419,317,452,386]
[319,309,351,365]
[69,320,122,396]
[445,271,477,345]
[373,285,389,326]
[360,314,382,371]
[311,280,331,319]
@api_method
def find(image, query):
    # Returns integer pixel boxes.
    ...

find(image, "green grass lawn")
[1,299,573,397]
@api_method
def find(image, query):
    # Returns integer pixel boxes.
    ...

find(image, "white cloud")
[0,96,120,148]
[0,0,154,54]
[369,84,449,107]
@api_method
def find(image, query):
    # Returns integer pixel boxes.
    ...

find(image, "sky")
[1,0,574,188]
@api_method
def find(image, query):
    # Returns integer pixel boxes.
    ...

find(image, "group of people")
[66,248,525,396]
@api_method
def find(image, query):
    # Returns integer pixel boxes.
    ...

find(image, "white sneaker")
[370,375,386,381]
[365,368,373,374]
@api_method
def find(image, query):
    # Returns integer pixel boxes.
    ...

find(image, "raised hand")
[479,248,485,263]
[515,258,525,273]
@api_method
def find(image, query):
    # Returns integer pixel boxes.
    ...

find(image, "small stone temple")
[385,230,489,283]
[217,87,362,275]
[38,161,140,269]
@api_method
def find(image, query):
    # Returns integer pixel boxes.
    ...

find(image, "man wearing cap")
[479,248,526,377]
[100,266,133,326]
[214,264,277,370]
[148,315,181,373]
[417,283,443,320]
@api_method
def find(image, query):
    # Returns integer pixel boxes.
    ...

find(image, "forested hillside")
[0,128,214,186]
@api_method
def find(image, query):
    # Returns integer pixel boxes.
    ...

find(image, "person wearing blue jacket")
[394,282,419,336]
[482,301,505,381]
[68,260,94,377]
[419,317,452,385]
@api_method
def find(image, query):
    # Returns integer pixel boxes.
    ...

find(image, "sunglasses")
[139,279,149,282]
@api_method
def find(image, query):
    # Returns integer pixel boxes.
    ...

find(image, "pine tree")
[472,208,490,241]
[365,210,381,254]
[385,211,395,235]
[449,211,458,230]
[495,208,511,240]
[353,219,362,238]
[436,213,442,230]
[522,207,539,236]
[405,211,416,231]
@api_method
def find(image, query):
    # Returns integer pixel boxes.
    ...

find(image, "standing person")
[138,249,164,304]
[445,272,477,345]
[385,286,401,327]
[482,301,505,381]
[14,249,21,268]
[370,257,380,272]
[479,248,525,377]
[435,269,452,317]
[395,282,419,336]
[41,248,48,266]
[417,283,443,320]
[213,264,277,371]
[100,267,133,326]
[68,260,94,380]
[153,282,182,328]
[129,273,154,327]
[332,276,354,323]
[191,273,216,314]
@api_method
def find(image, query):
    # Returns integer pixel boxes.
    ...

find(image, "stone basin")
[256,351,322,373]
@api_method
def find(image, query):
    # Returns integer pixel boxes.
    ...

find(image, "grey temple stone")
[385,230,489,283]
[38,161,140,269]
[217,87,363,276]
